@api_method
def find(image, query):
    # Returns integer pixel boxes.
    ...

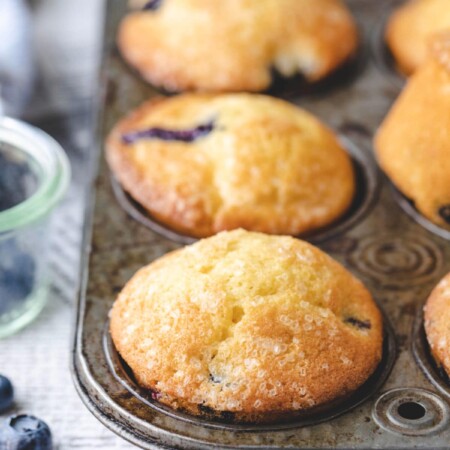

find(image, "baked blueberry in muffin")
[424,272,450,381]
[106,93,355,238]
[118,0,359,92]
[386,0,450,75]
[110,230,383,423]
[375,32,450,229]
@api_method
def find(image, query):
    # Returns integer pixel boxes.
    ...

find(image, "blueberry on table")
[0,415,52,450]
[0,375,13,413]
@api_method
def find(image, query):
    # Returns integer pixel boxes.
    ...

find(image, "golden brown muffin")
[106,94,355,238]
[375,32,450,229]
[386,0,450,75]
[118,0,358,92]
[424,272,450,379]
[110,230,384,423]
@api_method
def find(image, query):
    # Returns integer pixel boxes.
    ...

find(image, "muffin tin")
[72,0,450,448]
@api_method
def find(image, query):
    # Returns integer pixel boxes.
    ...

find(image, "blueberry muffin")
[106,93,355,238]
[386,0,450,75]
[118,0,359,92]
[424,272,450,379]
[375,33,450,229]
[110,229,384,423]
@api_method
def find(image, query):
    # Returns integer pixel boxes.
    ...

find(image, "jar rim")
[0,117,71,232]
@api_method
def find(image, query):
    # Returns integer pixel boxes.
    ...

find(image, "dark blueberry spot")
[122,121,214,145]
[143,0,163,11]
[198,404,215,415]
[209,373,222,384]
[345,317,371,330]
[0,375,14,413]
[149,390,161,401]
[219,411,235,421]
[438,205,450,224]
[0,415,52,450]
[0,239,35,316]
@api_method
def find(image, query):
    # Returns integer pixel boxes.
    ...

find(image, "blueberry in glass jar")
[0,239,35,316]
[0,148,38,212]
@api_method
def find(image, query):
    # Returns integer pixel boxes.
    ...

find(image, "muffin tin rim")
[412,300,450,401]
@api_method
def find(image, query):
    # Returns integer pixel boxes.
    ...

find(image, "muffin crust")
[375,33,450,229]
[106,93,355,238]
[118,0,358,92]
[110,230,383,423]
[386,0,450,75]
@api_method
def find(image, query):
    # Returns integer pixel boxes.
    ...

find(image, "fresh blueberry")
[0,151,38,212]
[143,0,163,11]
[122,121,214,145]
[344,317,371,330]
[0,376,13,413]
[0,415,52,450]
[438,205,450,224]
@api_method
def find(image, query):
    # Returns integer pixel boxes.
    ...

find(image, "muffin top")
[386,0,450,75]
[118,0,358,92]
[424,272,450,378]
[106,93,355,238]
[375,32,450,229]
[110,230,383,422]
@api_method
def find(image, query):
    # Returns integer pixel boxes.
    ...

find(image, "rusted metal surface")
[72,0,450,448]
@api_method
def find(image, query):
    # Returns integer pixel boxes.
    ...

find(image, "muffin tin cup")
[391,185,450,241]
[110,134,380,246]
[267,42,368,99]
[370,0,406,90]
[412,304,450,401]
[72,0,450,448]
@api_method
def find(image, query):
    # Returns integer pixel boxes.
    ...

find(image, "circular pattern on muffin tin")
[348,234,443,289]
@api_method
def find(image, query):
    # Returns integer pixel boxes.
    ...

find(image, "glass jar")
[0,117,70,338]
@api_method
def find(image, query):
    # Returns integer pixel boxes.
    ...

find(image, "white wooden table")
[0,1,136,448]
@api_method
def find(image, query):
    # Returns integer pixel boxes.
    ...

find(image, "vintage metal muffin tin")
[72,0,450,448]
